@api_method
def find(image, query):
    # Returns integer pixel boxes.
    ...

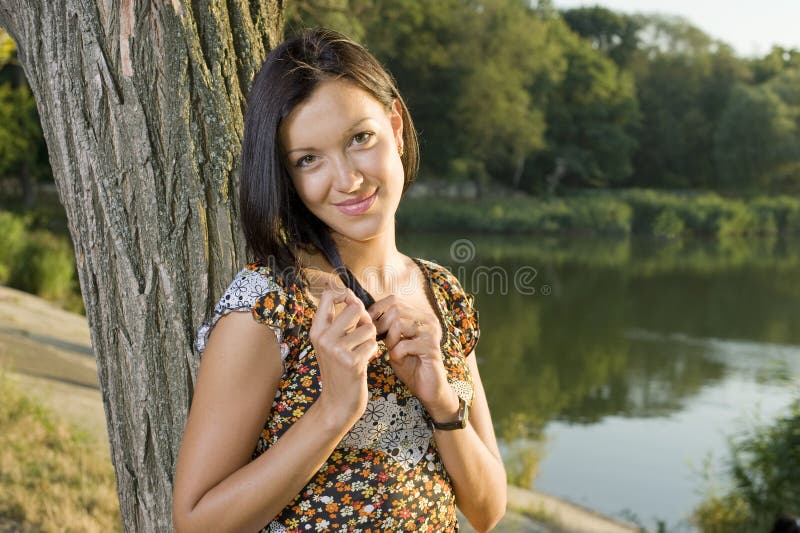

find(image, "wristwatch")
[429,396,469,431]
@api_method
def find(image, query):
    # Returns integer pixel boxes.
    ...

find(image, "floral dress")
[195,257,480,532]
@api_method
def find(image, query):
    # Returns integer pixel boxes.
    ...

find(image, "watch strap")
[429,396,469,431]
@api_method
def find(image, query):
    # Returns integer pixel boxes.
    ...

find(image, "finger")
[372,306,396,337]
[315,285,355,325]
[352,337,380,364]
[331,295,368,336]
[366,294,398,322]
[387,338,419,363]
[384,316,418,348]
[343,322,378,351]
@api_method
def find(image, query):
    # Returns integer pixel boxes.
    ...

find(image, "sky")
[554,0,800,58]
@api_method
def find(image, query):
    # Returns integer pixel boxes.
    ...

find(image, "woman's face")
[278,78,405,244]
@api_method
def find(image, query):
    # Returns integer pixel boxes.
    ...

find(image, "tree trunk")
[0,1,283,530]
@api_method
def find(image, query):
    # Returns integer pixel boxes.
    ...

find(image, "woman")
[172,27,507,532]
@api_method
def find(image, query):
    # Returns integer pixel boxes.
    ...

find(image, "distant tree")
[714,76,800,193]
[561,6,641,68]
[0,29,49,207]
[283,0,370,42]
[0,83,40,192]
[452,0,553,194]
[528,14,640,192]
[629,15,751,188]
[750,46,800,84]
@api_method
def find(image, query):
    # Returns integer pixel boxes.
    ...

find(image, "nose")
[331,153,364,193]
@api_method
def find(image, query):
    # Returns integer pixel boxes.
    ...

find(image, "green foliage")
[534,20,640,190]
[751,46,800,84]
[284,0,370,42]
[399,189,800,239]
[621,189,765,237]
[0,82,41,175]
[453,0,551,187]
[561,6,641,68]
[652,208,684,240]
[693,400,800,532]
[0,210,82,312]
[630,19,751,188]
[9,230,77,303]
[0,210,27,281]
[714,79,800,193]
[398,194,632,235]
[0,28,16,68]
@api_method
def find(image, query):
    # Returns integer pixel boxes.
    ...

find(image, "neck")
[303,223,411,296]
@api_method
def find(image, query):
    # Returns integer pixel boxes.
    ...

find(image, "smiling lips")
[334,190,378,215]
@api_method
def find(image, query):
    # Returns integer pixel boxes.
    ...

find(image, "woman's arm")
[427,351,507,533]
[172,312,348,532]
[173,288,377,533]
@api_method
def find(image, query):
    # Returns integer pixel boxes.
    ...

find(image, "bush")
[751,196,800,234]
[652,209,685,239]
[8,229,78,305]
[397,195,632,235]
[693,400,800,532]
[0,210,27,282]
[0,209,82,312]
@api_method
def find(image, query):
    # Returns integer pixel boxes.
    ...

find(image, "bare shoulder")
[173,310,283,513]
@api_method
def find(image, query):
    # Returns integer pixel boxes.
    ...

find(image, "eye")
[295,155,316,168]
[353,131,374,145]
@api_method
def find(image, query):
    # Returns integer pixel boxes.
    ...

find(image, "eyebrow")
[285,117,374,154]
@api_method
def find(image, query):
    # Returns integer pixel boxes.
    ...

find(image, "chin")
[329,216,393,243]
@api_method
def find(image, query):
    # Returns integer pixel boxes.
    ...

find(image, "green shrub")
[693,400,800,532]
[652,209,685,239]
[397,189,800,240]
[752,196,800,234]
[0,210,27,282]
[9,230,77,303]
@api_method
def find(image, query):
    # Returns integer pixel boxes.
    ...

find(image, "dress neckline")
[297,257,448,347]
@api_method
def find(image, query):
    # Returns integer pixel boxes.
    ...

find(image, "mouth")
[334,190,378,206]
[334,189,378,215]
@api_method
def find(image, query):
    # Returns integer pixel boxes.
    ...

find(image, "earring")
[398,143,404,157]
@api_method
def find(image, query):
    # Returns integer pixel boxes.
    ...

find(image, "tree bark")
[0,1,283,530]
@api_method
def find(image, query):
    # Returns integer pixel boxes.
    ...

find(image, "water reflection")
[400,232,800,529]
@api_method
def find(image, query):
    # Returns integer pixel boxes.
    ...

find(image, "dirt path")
[0,285,641,533]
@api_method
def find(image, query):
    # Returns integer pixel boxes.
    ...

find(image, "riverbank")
[396,188,800,240]
[0,284,641,533]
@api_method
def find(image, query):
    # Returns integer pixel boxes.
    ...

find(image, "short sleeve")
[194,265,293,360]
[444,271,481,357]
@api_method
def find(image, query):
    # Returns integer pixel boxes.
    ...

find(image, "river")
[401,232,800,532]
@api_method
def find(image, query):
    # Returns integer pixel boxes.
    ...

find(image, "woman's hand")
[309,286,380,431]
[368,295,459,422]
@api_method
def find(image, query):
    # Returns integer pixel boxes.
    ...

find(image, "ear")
[389,98,404,148]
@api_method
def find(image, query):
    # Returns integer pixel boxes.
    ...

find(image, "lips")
[334,190,378,215]
[334,190,378,206]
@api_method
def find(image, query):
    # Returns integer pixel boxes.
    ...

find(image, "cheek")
[355,146,404,185]
[291,174,327,207]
